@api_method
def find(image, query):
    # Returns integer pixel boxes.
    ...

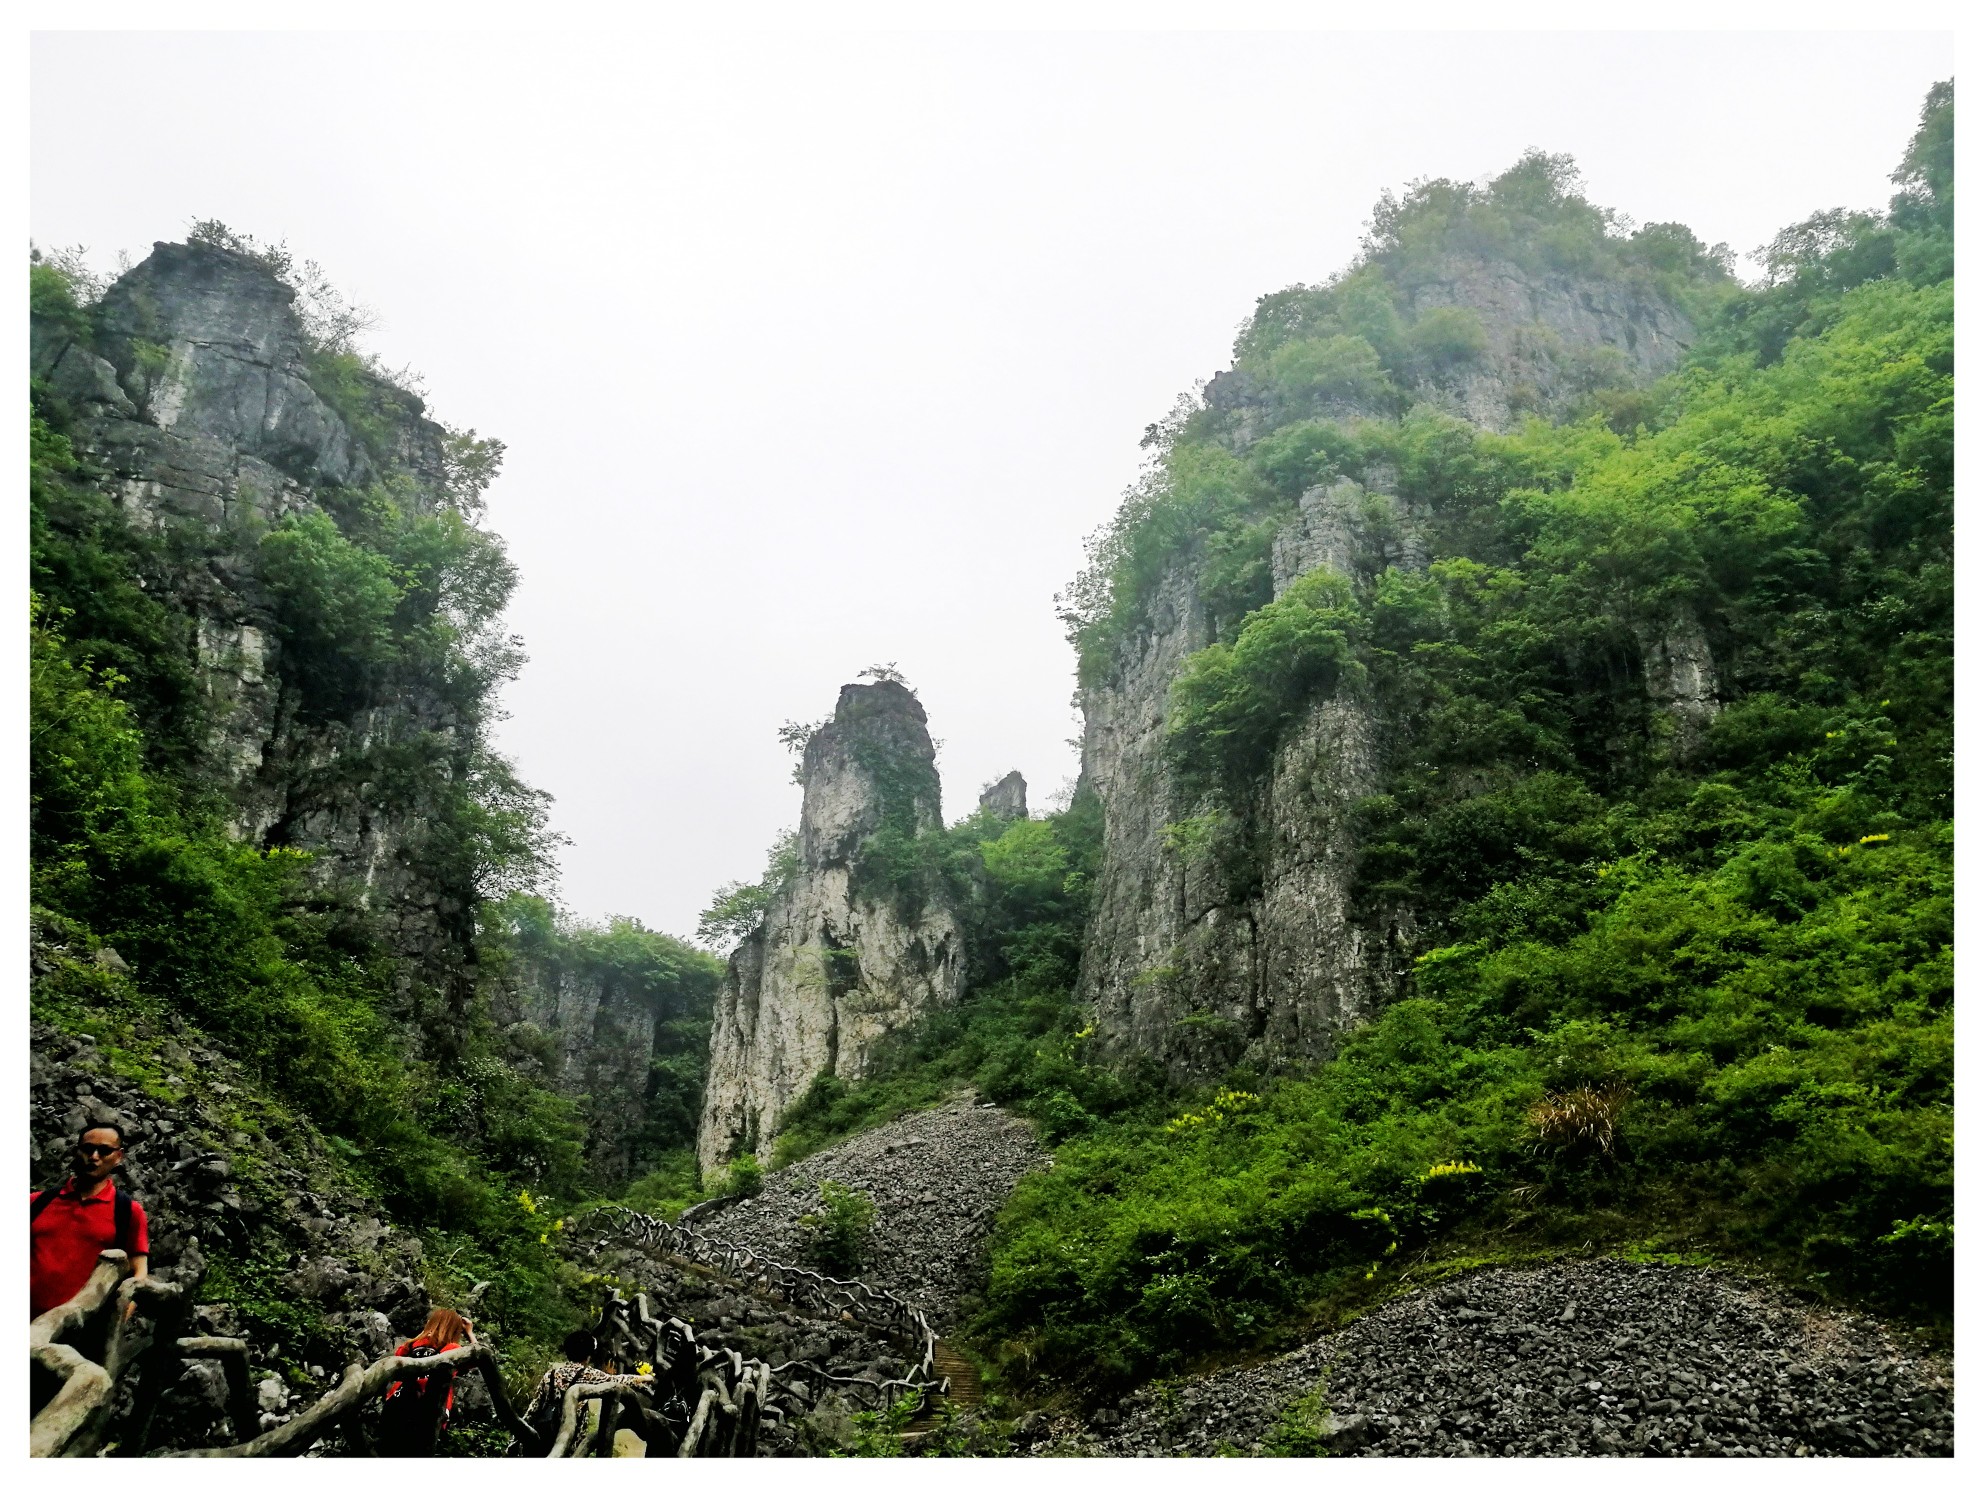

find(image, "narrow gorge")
[28,79,1954,1459]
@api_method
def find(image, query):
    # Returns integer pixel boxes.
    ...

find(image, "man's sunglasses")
[77,1143,122,1158]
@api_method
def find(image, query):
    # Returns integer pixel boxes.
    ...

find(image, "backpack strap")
[30,1189,58,1223]
[115,1186,136,1256]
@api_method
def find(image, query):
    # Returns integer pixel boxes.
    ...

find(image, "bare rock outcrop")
[697,682,967,1171]
[978,771,1029,821]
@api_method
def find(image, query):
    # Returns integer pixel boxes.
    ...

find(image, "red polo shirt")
[29,1180,148,1320]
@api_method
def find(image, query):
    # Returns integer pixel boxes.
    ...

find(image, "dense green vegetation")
[28,242,709,1361]
[1057,149,1744,685]
[798,1180,879,1275]
[970,83,1953,1394]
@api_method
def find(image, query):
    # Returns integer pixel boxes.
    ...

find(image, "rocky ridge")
[32,239,485,1001]
[1068,1261,1953,1458]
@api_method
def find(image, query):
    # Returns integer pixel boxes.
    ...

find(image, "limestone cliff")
[491,914,719,1187]
[31,240,491,1024]
[1077,253,1719,1076]
[978,770,1030,821]
[698,681,967,1171]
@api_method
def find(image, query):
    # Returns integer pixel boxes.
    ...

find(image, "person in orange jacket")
[379,1307,474,1455]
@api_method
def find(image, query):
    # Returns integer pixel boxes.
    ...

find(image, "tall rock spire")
[697,680,965,1171]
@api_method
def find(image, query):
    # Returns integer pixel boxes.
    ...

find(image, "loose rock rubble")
[697,1093,1047,1327]
[574,1094,1046,1453]
[1093,1261,1954,1458]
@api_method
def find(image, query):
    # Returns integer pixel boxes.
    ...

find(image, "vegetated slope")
[28,228,721,1447]
[1069,151,1741,1081]
[969,85,1952,1396]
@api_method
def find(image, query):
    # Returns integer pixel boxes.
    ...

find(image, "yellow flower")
[1859,833,1891,845]
[635,1361,654,1377]
[1423,1160,1482,1181]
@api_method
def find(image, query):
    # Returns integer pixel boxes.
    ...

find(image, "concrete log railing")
[30,1249,186,1458]
[575,1206,947,1415]
[37,1229,910,1457]
[586,1287,779,1457]
[166,1337,540,1458]
[545,1376,665,1458]
[156,1293,773,1459]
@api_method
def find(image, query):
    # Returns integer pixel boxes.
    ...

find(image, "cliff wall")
[31,240,489,1018]
[490,915,719,1187]
[1077,255,1714,1075]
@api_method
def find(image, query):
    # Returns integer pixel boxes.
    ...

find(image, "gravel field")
[1080,1260,1953,1458]
[695,1092,1047,1327]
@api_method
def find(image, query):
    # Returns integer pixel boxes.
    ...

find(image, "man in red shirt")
[30,1124,149,1320]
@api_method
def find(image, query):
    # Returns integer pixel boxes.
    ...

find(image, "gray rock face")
[1640,610,1722,755]
[698,682,967,1172]
[1402,256,1695,432]
[31,240,471,993]
[978,771,1028,821]
[93,242,383,488]
[1077,258,1706,1075]
[493,953,694,1188]
[1078,483,1416,1073]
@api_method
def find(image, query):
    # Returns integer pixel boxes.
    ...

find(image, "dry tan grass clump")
[1528,1083,1630,1158]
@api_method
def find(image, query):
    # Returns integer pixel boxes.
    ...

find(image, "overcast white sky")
[28,29,1952,941]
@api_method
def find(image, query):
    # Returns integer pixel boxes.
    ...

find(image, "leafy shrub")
[799,1181,878,1276]
[1266,333,1392,411]
[1166,568,1365,796]
[1407,305,1490,372]
[721,1153,764,1199]
[1061,438,1271,684]
[255,511,402,714]
[622,1151,701,1215]
[698,829,800,950]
